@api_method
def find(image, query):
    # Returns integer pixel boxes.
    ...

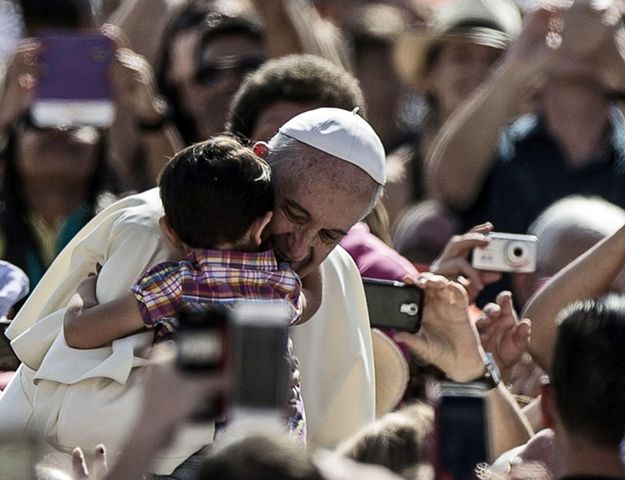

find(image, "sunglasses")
[195,53,265,86]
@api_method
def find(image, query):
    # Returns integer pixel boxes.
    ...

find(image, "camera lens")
[505,241,529,267]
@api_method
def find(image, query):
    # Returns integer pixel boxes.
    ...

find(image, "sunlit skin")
[260,152,375,278]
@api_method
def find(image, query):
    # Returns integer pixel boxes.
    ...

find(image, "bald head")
[530,196,625,276]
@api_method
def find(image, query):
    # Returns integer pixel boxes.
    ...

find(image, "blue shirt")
[459,109,625,234]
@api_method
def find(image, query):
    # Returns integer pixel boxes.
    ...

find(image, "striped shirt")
[132,249,303,339]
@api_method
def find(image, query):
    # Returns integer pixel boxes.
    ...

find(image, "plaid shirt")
[132,248,306,442]
[132,249,303,339]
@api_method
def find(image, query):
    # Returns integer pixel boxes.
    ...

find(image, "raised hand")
[475,291,532,383]
[430,222,501,302]
[0,41,40,131]
[395,274,487,382]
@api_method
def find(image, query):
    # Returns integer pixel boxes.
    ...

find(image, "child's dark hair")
[159,135,273,249]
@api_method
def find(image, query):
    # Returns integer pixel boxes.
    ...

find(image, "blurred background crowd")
[2,0,625,479]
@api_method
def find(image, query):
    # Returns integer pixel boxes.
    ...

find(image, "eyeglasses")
[195,53,265,86]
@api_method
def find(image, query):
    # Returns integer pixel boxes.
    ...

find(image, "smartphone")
[434,382,490,480]
[362,278,424,333]
[176,304,229,421]
[32,31,115,128]
[229,300,290,418]
[472,232,537,273]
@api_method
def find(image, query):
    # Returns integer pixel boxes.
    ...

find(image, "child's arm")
[63,275,145,349]
[297,266,323,325]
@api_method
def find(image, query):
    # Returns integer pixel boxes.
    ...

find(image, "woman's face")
[425,38,503,121]
[16,120,100,185]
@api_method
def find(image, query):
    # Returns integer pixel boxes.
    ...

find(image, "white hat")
[278,107,386,185]
[395,0,521,89]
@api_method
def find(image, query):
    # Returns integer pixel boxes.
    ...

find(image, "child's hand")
[75,274,99,309]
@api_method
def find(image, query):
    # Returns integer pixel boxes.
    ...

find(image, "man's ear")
[159,216,184,249]
[540,382,556,429]
[249,211,273,246]
[253,141,270,159]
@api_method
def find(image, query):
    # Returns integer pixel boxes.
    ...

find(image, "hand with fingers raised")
[430,223,501,302]
[395,274,489,383]
[72,445,108,480]
[475,291,532,384]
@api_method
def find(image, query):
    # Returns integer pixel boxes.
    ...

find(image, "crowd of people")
[1,0,625,479]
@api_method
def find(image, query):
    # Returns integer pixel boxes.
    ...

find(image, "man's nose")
[289,229,316,262]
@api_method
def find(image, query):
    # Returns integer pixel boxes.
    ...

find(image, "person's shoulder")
[109,189,164,230]
[322,246,361,280]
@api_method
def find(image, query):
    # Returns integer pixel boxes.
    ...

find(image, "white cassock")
[0,188,375,474]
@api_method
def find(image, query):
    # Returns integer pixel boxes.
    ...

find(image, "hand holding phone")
[363,278,424,333]
[32,31,115,128]
[393,275,487,383]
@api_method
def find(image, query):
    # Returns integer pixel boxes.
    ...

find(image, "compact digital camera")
[471,232,537,273]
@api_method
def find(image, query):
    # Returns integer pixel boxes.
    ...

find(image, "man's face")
[194,33,265,138]
[264,159,374,277]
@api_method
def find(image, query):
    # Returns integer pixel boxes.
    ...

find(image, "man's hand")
[74,274,99,309]
[475,291,531,383]
[395,274,487,382]
[0,41,40,131]
[135,344,231,439]
[555,2,625,91]
[430,222,501,302]
[503,8,556,87]
[105,24,167,125]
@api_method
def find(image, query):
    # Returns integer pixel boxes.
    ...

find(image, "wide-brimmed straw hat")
[372,328,409,417]
[394,0,521,89]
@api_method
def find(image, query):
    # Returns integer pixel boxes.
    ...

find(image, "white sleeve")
[290,246,375,448]
[7,189,181,367]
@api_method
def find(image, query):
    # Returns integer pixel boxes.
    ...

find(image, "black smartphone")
[229,301,290,416]
[176,304,229,421]
[362,278,424,333]
[434,382,490,480]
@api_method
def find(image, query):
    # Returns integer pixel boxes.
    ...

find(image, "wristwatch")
[472,352,501,390]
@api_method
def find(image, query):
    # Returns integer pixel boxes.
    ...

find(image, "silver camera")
[471,232,537,273]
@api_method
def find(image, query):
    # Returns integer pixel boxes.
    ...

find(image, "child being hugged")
[63,135,320,440]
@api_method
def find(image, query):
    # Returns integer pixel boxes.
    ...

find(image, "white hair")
[529,195,625,274]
